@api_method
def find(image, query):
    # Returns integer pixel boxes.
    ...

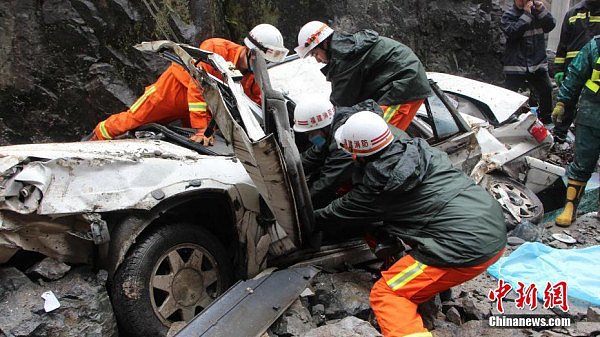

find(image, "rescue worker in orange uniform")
[295,21,431,131]
[91,24,288,145]
[316,111,507,337]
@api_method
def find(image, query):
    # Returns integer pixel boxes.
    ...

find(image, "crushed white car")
[0,44,330,337]
[0,43,565,337]
[270,57,565,226]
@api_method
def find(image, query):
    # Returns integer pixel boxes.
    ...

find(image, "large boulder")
[0,0,506,145]
[0,266,117,337]
[0,0,191,145]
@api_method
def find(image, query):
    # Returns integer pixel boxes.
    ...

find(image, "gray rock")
[96,269,109,285]
[441,300,460,313]
[301,316,381,337]
[0,267,41,334]
[510,220,543,242]
[312,272,374,320]
[548,240,569,249]
[112,0,142,21]
[507,236,526,246]
[272,299,315,336]
[539,330,570,336]
[461,294,491,320]
[26,257,71,280]
[565,322,600,336]
[559,298,590,321]
[311,304,325,316]
[588,307,600,322]
[445,306,462,325]
[311,314,326,327]
[0,266,117,337]
[418,296,441,330]
[431,318,459,331]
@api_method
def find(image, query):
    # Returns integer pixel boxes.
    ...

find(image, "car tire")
[110,223,233,337]
[480,174,544,229]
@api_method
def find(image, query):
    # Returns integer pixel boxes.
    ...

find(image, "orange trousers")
[93,67,191,140]
[380,99,425,131]
[370,249,504,337]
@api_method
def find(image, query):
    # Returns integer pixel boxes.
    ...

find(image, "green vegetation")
[221,0,281,43]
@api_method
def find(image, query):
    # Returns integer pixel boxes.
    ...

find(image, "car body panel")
[0,211,95,264]
[465,113,563,186]
[0,140,254,215]
[0,139,279,272]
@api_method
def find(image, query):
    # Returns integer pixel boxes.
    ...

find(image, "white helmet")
[295,21,334,58]
[336,111,394,157]
[244,24,289,63]
[293,95,335,132]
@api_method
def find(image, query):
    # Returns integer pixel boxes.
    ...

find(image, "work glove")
[551,102,565,124]
[190,129,215,146]
[554,72,565,86]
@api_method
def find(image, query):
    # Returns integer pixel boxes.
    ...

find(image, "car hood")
[0,139,253,215]
[427,72,528,124]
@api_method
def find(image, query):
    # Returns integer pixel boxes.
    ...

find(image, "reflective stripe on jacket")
[500,4,556,74]
[558,36,600,127]
[554,1,600,73]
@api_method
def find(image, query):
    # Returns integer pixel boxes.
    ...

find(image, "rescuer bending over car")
[295,21,431,131]
[313,111,507,337]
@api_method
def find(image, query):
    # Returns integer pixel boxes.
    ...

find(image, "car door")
[407,80,481,174]
[134,41,314,252]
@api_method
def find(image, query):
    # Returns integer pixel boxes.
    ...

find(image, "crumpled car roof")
[426,72,528,124]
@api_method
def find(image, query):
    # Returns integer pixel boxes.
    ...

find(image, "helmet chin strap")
[242,48,253,74]
[246,34,269,54]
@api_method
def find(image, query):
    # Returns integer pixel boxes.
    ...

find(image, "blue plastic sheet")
[487,242,600,305]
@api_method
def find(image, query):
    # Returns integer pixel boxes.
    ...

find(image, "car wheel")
[111,223,233,337]
[480,174,544,229]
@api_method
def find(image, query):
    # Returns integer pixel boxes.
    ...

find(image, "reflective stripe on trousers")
[370,249,504,337]
[380,99,425,131]
[130,86,157,113]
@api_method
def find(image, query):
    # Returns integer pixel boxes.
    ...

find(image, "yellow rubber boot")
[555,179,587,227]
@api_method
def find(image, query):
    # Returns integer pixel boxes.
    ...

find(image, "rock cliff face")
[0,0,506,145]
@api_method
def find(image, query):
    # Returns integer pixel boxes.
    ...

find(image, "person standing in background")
[501,0,556,124]
[552,0,600,142]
